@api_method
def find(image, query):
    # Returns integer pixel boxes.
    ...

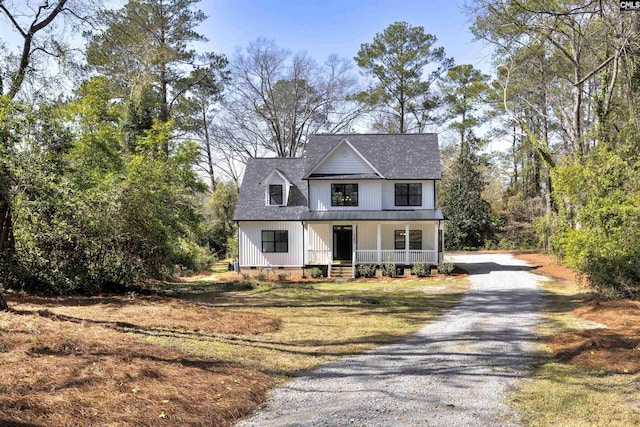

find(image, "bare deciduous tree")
[225,37,363,158]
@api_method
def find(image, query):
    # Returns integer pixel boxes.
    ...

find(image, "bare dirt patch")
[514,252,578,283]
[0,310,272,427]
[11,294,280,335]
[550,300,640,373]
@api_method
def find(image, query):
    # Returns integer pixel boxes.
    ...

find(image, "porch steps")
[330,265,353,279]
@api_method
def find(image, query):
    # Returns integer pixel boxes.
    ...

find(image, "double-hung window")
[395,183,422,206]
[262,230,288,253]
[268,185,283,205]
[331,183,358,206]
[394,230,422,250]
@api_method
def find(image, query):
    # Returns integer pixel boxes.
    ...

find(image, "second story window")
[331,183,358,206]
[269,184,283,205]
[395,183,422,206]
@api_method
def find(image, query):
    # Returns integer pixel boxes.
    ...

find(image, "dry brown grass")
[11,295,280,335]
[0,310,272,427]
[159,279,470,377]
[512,273,640,426]
[0,277,469,426]
[550,300,640,373]
[514,252,578,283]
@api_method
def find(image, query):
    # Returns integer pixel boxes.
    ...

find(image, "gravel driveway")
[236,253,544,427]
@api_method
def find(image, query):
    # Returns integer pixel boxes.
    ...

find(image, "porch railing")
[355,250,378,263]
[308,249,438,265]
[408,250,437,264]
[308,249,330,264]
[355,250,437,264]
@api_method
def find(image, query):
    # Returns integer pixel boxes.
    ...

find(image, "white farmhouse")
[233,134,445,278]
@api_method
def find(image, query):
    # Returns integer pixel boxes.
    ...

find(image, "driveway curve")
[236,253,544,427]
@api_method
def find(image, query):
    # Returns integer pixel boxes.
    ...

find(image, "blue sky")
[198,0,494,73]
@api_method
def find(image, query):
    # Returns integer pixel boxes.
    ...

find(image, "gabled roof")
[305,134,441,179]
[305,138,383,178]
[234,158,308,221]
[262,168,292,185]
[233,133,442,222]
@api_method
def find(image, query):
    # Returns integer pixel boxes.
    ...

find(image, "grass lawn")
[152,279,469,377]
[511,254,640,427]
[2,276,468,426]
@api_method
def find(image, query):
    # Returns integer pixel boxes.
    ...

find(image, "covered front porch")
[303,220,443,277]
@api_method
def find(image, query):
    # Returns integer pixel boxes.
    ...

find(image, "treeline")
[0,0,236,296]
[472,0,640,298]
[0,0,638,299]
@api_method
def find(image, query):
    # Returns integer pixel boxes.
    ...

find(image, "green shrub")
[411,262,430,277]
[308,267,323,279]
[356,264,377,278]
[437,262,455,275]
[381,259,396,277]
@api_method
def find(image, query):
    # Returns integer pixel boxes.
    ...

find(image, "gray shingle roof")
[233,134,441,221]
[233,158,308,221]
[302,210,445,221]
[305,134,441,179]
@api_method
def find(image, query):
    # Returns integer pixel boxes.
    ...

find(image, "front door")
[333,226,353,261]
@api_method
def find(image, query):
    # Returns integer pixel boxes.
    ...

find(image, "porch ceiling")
[302,209,444,221]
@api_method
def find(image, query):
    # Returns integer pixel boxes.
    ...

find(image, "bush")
[308,267,323,279]
[437,262,455,275]
[411,262,430,277]
[277,273,289,281]
[381,260,396,277]
[356,264,377,278]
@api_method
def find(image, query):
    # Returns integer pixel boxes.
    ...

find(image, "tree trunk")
[0,289,9,311]
[0,199,14,252]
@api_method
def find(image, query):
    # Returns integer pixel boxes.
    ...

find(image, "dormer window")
[269,184,283,205]
[331,183,358,206]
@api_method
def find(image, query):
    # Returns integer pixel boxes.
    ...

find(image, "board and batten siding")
[238,221,303,267]
[381,180,435,210]
[308,223,330,252]
[312,144,376,175]
[356,222,378,250]
[309,180,382,211]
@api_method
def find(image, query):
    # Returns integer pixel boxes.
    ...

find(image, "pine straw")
[199,268,467,283]
[0,310,273,426]
[10,294,280,335]
[550,300,640,373]
[514,252,578,283]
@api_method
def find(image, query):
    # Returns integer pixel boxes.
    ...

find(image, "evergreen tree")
[355,21,452,133]
[440,152,493,250]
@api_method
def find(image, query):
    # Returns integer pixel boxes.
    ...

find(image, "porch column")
[328,223,333,278]
[352,224,357,278]
[376,223,381,263]
[303,222,309,265]
[405,223,410,264]
[433,222,439,265]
